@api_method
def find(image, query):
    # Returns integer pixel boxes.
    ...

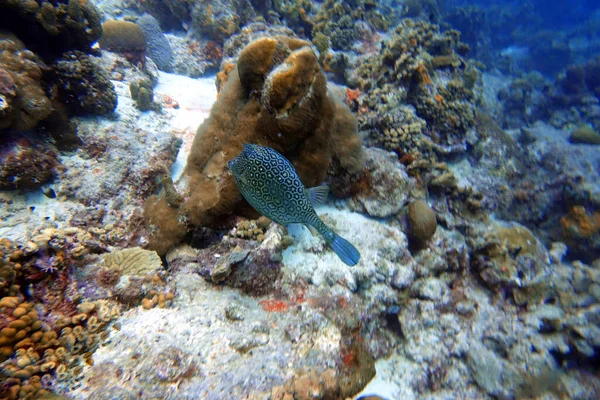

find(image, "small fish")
[42,188,56,199]
[228,144,361,266]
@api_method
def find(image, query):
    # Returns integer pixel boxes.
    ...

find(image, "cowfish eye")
[242,144,258,158]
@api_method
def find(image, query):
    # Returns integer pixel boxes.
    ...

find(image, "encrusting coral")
[144,36,366,255]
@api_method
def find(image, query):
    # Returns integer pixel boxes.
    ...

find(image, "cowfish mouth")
[228,145,254,174]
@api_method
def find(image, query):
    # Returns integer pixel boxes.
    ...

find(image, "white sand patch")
[154,72,218,180]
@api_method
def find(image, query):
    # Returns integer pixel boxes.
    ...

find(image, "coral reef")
[47,51,117,116]
[500,56,600,132]
[140,0,259,44]
[0,1,599,398]
[0,41,52,131]
[0,227,127,398]
[136,13,172,71]
[0,1,118,196]
[0,137,59,190]
[353,19,478,161]
[144,36,365,255]
[0,0,102,59]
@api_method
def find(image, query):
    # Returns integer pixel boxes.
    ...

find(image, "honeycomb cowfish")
[228,144,361,266]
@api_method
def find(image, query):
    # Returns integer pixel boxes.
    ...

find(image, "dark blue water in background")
[437,0,600,76]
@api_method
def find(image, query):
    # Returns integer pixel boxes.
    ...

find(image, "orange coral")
[399,152,416,166]
[203,41,222,62]
[259,299,289,312]
[345,88,361,106]
[322,52,334,72]
[216,63,235,97]
[560,206,600,238]
[415,64,432,85]
[434,94,444,105]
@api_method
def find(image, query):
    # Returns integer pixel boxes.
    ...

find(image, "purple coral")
[34,255,60,274]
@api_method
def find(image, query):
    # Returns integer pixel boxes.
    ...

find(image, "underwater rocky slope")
[0,0,599,399]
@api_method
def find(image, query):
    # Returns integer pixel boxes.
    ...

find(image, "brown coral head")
[96,267,121,288]
[99,20,147,53]
[408,200,437,245]
[0,69,16,97]
[237,37,290,95]
[262,46,321,119]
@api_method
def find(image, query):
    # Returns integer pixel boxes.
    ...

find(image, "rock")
[347,148,413,218]
[569,125,600,145]
[414,278,449,302]
[466,343,523,398]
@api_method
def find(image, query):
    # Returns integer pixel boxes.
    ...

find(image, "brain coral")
[407,200,437,245]
[99,20,147,65]
[136,13,172,71]
[144,36,366,254]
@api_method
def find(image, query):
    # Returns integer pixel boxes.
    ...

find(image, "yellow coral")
[102,247,163,277]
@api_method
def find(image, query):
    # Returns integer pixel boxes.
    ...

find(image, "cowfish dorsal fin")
[306,184,329,206]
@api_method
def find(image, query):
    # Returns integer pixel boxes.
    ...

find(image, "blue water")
[441,0,600,75]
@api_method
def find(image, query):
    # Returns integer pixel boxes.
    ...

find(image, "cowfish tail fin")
[328,232,360,267]
[306,184,330,206]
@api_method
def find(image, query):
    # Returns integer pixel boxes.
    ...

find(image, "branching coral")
[144,36,365,255]
[353,19,478,160]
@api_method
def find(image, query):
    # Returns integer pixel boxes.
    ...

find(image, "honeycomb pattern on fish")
[228,144,360,266]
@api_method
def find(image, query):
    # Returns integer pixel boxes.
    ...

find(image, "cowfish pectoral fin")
[306,184,330,206]
[328,232,361,266]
